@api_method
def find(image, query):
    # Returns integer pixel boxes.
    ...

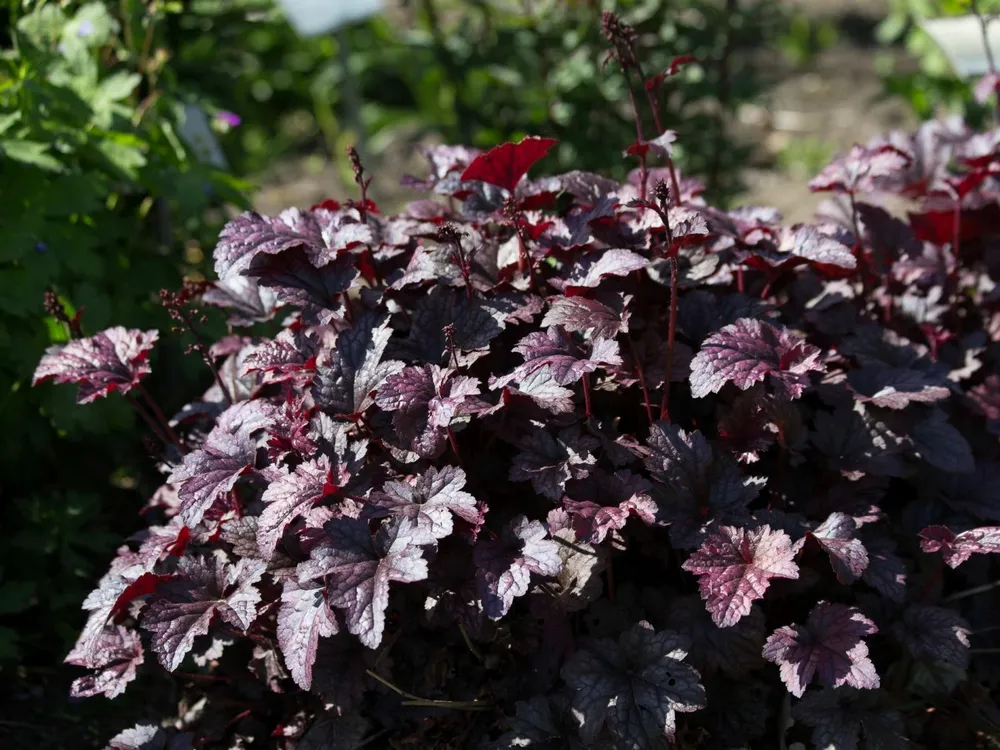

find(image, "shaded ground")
[253,1,916,223]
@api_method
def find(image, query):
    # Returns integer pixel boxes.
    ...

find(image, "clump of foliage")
[0,1,246,664]
[41,12,1000,750]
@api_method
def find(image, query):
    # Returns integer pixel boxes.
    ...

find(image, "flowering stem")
[126,394,172,451]
[446,425,463,467]
[138,384,182,449]
[626,336,654,426]
[971,0,1000,125]
[660,257,679,422]
[365,669,489,711]
[629,42,680,202]
[582,373,593,418]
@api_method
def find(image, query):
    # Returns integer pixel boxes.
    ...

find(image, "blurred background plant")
[0,0,248,674]
[877,0,1000,125]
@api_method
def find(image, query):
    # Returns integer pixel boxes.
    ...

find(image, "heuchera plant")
[36,14,1000,750]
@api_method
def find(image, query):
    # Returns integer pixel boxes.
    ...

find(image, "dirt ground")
[253,0,917,224]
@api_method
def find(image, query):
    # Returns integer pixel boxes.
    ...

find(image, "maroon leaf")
[682,525,799,628]
[33,327,158,404]
[894,605,970,668]
[762,602,879,697]
[459,136,558,192]
[510,426,599,501]
[258,456,345,558]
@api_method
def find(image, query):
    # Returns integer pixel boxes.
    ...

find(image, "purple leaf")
[762,601,879,697]
[33,327,158,404]
[918,525,1000,568]
[66,626,143,699]
[689,318,823,399]
[541,293,631,339]
[143,555,266,671]
[847,367,951,409]
[168,425,257,528]
[805,512,870,584]
[202,276,281,328]
[298,519,428,648]
[562,470,656,544]
[397,287,505,366]
[375,365,488,459]
[793,688,908,750]
[214,208,371,282]
[247,247,358,311]
[562,248,649,294]
[644,422,763,548]
[474,516,561,619]
[366,466,480,545]
[860,531,907,603]
[277,578,338,690]
[894,605,971,668]
[505,326,622,386]
[561,622,705,746]
[682,525,799,627]
[258,456,343,558]
[311,313,404,419]
[509,426,599,501]
[665,596,767,677]
[808,144,911,194]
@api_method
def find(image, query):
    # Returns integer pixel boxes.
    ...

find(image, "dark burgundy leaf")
[762,601,879,697]
[311,313,404,419]
[894,605,970,668]
[793,688,908,750]
[665,597,767,678]
[561,622,705,747]
[247,247,358,311]
[375,365,488,459]
[202,275,281,328]
[510,426,600,501]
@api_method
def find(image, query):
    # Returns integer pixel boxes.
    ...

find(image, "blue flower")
[77,20,95,39]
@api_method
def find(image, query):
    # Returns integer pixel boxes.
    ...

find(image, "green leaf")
[97,72,141,103]
[0,112,22,137]
[0,140,65,172]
